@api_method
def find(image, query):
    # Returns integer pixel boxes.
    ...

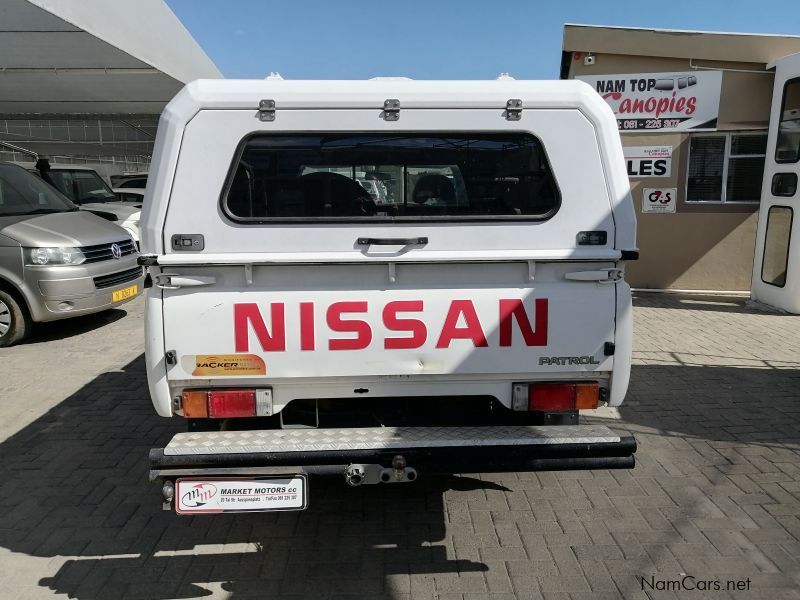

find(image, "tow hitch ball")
[161,480,175,511]
[344,455,418,486]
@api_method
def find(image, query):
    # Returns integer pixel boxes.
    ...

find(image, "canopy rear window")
[222,133,560,222]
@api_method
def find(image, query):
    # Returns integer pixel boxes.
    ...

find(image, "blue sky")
[166,0,800,80]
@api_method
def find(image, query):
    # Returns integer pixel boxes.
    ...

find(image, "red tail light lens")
[528,383,599,411]
[529,384,575,411]
[207,390,256,418]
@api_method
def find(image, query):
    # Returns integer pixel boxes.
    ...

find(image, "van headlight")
[26,247,86,266]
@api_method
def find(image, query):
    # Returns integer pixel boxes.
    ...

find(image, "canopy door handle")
[357,237,428,246]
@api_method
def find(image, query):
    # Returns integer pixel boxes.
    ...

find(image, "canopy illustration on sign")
[577,71,722,131]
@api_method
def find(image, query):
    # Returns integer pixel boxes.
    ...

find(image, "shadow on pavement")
[0,355,490,599]
[3,351,799,597]
[619,363,800,447]
[23,307,129,345]
[632,292,784,315]
[595,361,800,598]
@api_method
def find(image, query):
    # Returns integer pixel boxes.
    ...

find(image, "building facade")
[562,25,800,291]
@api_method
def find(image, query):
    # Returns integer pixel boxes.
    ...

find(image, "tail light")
[529,384,576,411]
[181,389,273,418]
[514,382,600,412]
[208,390,257,418]
[182,390,210,418]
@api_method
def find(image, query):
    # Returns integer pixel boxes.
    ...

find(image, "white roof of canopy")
[0,0,222,115]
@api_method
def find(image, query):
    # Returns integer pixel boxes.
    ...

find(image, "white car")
[109,189,145,245]
[140,78,638,514]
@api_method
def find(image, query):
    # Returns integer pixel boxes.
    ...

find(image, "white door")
[752,53,800,312]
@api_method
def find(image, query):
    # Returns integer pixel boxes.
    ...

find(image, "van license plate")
[175,476,308,514]
[112,284,138,302]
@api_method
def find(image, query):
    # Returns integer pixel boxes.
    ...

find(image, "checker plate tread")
[164,425,621,456]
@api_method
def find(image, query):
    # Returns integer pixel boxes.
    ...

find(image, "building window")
[687,132,768,203]
[776,78,800,163]
[761,206,793,287]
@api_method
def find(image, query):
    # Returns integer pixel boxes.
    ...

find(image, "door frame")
[751,54,800,312]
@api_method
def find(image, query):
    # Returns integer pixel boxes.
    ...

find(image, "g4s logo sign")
[642,188,677,214]
[648,189,672,204]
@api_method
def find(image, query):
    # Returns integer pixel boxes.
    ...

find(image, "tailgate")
[160,260,615,381]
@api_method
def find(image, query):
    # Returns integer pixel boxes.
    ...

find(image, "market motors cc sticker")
[189,354,266,376]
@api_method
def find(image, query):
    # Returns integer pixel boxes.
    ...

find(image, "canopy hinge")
[258,99,276,121]
[382,99,400,121]
[505,98,523,121]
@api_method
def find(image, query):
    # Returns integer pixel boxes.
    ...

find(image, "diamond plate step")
[164,424,621,456]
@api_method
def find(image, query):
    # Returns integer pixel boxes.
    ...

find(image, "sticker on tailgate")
[175,476,307,514]
[187,354,266,376]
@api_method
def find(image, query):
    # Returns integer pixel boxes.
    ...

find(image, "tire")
[0,290,31,347]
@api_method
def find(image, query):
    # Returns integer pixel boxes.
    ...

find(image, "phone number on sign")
[617,118,684,130]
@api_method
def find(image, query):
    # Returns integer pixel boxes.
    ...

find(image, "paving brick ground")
[0,293,799,599]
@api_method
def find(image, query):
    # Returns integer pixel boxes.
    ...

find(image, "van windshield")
[223,133,560,221]
[0,163,76,217]
[46,169,117,204]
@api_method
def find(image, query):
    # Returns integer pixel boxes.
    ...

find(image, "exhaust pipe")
[344,465,364,486]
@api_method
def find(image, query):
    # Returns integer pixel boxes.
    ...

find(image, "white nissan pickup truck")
[140,78,638,515]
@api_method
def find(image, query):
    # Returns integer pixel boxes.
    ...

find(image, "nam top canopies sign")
[577,71,722,131]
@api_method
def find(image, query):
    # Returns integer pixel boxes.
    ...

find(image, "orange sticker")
[192,354,266,376]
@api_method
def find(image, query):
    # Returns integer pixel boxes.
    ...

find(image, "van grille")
[93,267,142,290]
[80,239,136,264]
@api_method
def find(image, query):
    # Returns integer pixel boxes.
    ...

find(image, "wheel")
[0,290,31,347]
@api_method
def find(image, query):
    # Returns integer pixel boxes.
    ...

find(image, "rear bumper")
[149,424,637,480]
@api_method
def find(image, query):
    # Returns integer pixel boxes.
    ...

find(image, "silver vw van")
[0,162,144,346]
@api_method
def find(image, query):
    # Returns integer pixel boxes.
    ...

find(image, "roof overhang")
[768,51,800,71]
[563,24,800,66]
[0,0,222,116]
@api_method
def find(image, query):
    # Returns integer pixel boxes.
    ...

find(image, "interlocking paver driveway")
[0,293,798,599]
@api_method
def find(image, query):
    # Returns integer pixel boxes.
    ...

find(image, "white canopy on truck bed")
[140,79,636,255]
